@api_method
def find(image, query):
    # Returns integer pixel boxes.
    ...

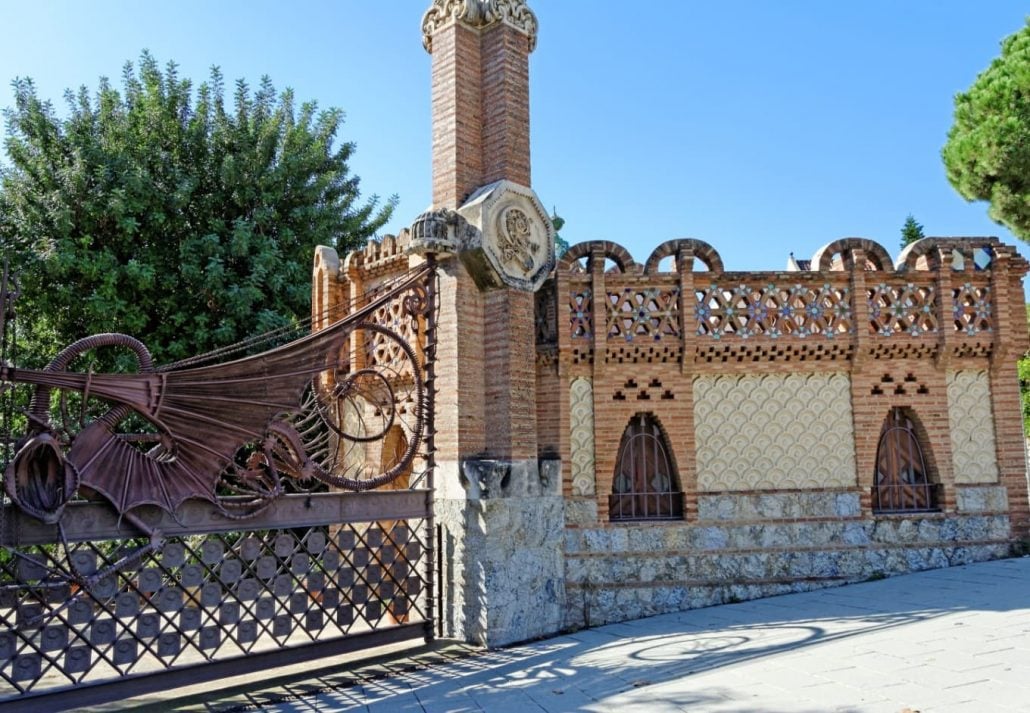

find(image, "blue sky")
[1,1,1028,272]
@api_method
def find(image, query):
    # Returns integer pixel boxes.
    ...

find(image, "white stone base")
[435,458,565,647]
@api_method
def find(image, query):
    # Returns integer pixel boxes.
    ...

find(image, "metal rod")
[2,491,431,545]
[422,254,439,644]
[1,623,428,713]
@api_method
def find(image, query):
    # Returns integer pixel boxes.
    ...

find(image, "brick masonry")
[313,0,1030,645]
[545,237,1029,628]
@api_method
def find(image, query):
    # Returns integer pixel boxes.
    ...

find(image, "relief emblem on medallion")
[456,180,555,292]
[498,206,540,273]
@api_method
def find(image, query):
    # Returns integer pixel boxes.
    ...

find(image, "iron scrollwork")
[0,262,437,603]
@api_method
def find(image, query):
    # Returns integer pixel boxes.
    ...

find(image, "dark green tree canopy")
[900,214,925,249]
[0,52,395,368]
[942,20,1030,242]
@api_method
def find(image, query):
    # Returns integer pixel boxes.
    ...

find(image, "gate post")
[416,0,565,647]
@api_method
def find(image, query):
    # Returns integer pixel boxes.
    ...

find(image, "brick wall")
[548,237,1030,536]
[309,1,1030,640]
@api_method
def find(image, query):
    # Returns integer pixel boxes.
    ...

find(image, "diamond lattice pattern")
[951,282,991,335]
[569,287,593,339]
[606,288,680,341]
[0,520,429,696]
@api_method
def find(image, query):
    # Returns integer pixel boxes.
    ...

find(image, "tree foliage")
[0,52,395,369]
[1020,304,1030,436]
[900,214,925,249]
[942,20,1030,242]
[550,207,569,258]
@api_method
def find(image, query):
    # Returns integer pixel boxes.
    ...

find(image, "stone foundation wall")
[562,490,1012,629]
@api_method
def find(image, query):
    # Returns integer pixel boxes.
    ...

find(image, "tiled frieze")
[952,281,992,335]
[606,287,680,341]
[695,282,852,339]
[569,286,592,338]
[867,281,938,336]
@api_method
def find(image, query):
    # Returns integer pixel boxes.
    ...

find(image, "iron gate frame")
[0,257,441,711]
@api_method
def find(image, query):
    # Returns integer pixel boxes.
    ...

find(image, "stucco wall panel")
[948,370,999,484]
[694,373,857,491]
[569,377,596,496]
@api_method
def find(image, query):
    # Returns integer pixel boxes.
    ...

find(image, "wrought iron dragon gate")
[0,257,439,710]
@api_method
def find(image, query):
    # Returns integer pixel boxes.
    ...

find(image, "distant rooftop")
[787,252,811,271]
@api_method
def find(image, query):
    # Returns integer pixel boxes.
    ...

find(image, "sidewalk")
[141,557,1030,712]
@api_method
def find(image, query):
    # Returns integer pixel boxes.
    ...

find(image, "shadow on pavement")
[124,557,1030,712]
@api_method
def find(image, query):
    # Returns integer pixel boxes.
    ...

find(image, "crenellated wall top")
[422,0,539,53]
[543,235,1029,361]
[555,236,1027,276]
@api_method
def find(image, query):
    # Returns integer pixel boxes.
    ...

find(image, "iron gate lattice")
[0,258,440,710]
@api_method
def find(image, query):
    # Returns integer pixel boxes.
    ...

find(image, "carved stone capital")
[408,209,479,256]
[422,0,539,53]
[459,457,560,499]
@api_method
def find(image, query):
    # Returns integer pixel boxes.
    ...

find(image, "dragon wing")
[6,263,431,517]
[63,318,350,514]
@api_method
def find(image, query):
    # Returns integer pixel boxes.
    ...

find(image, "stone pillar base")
[435,458,564,646]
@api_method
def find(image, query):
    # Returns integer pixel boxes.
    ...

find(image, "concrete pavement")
[143,557,1030,712]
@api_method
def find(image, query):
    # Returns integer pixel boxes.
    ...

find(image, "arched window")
[873,408,939,513]
[610,414,683,521]
[379,425,412,490]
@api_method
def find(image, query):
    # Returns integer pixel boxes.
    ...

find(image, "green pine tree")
[943,20,1030,242]
[900,214,925,249]
[551,207,569,258]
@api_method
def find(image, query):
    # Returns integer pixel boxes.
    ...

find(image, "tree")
[0,52,395,369]
[1020,304,1030,436]
[551,207,569,258]
[900,214,925,249]
[942,20,1030,242]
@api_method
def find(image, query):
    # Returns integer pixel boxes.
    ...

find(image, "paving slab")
[115,556,1030,712]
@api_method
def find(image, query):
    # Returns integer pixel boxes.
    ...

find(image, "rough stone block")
[627,526,664,552]
[835,492,862,517]
[582,528,610,552]
[697,526,729,550]
[564,499,597,526]
[956,486,1009,513]
[841,521,871,546]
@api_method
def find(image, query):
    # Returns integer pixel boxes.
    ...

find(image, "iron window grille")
[609,413,683,522]
[872,407,940,513]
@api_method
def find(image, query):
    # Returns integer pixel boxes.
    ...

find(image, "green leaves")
[900,214,924,250]
[0,51,396,369]
[943,20,1030,242]
[1021,305,1030,435]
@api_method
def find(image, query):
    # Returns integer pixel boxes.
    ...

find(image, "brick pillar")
[933,248,958,513]
[988,249,1030,538]
[429,20,483,209]
[589,244,608,520]
[677,249,699,520]
[480,23,532,188]
[422,1,562,648]
[483,289,538,460]
[425,2,534,208]
[848,249,876,513]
